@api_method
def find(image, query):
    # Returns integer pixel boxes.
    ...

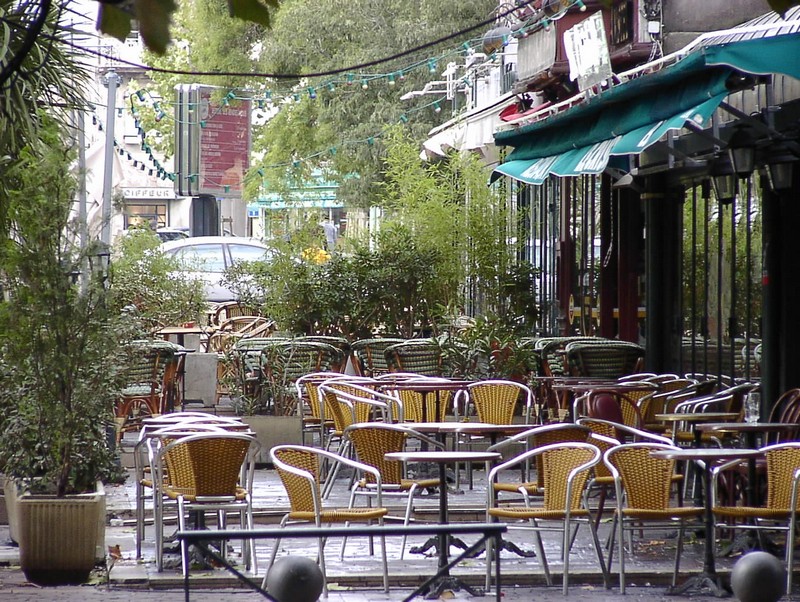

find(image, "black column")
[643,175,683,373]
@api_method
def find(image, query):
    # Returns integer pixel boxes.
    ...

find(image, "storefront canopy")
[491,20,800,185]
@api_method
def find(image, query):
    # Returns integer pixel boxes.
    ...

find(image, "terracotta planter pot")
[16,482,106,585]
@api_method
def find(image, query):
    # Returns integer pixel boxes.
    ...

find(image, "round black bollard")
[265,556,324,602]
[730,551,786,602]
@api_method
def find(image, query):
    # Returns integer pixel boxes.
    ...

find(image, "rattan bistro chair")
[485,442,609,594]
[134,415,248,559]
[487,423,592,503]
[351,337,405,376]
[712,442,800,593]
[264,445,390,597]
[153,431,260,577]
[343,422,442,559]
[384,339,444,376]
[603,442,703,594]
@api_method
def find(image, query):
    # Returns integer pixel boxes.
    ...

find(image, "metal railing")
[176,522,508,602]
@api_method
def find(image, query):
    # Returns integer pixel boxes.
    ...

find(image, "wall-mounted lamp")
[727,126,757,176]
[766,149,797,191]
[711,160,737,205]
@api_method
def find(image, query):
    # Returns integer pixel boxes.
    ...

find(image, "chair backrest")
[465,380,532,424]
[295,372,345,421]
[576,417,674,445]
[565,340,645,378]
[384,340,443,376]
[159,432,256,498]
[583,390,644,430]
[293,336,351,372]
[603,442,679,510]
[260,340,341,415]
[345,423,409,486]
[388,380,455,423]
[212,301,261,326]
[534,337,601,377]
[271,445,324,514]
[351,338,405,376]
[763,443,800,510]
[767,388,800,444]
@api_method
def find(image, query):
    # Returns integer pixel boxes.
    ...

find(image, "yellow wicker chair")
[485,441,609,594]
[264,445,389,596]
[295,372,343,447]
[712,442,800,593]
[603,442,703,593]
[134,415,248,559]
[343,422,443,559]
[456,379,534,487]
[487,423,592,503]
[153,431,259,577]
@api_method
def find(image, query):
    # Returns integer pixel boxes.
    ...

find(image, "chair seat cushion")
[291,507,389,522]
[621,506,702,520]
[714,506,792,520]
[489,507,591,520]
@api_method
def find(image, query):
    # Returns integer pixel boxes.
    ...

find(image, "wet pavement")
[2,437,799,601]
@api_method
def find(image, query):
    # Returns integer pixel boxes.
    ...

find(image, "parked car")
[160,236,269,302]
[155,227,190,242]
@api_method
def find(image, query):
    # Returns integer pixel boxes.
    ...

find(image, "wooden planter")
[16,482,106,585]
[242,415,302,464]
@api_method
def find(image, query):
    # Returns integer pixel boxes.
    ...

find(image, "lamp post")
[100,70,121,247]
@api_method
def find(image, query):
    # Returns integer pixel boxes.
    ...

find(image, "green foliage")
[96,0,278,56]
[436,313,539,381]
[108,227,207,336]
[0,118,132,496]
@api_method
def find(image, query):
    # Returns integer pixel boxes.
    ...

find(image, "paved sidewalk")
[3,460,799,601]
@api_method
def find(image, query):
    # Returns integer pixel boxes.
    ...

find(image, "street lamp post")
[101,70,121,247]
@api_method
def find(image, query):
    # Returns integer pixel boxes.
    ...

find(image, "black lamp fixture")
[727,126,757,176]
[711,156,737,205]
[766,151,797,192]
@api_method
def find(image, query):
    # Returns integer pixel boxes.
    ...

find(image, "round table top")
[384,380,473,392]
[694,421,799,433]
[654,412,740,423]
[407,421,534,435]
[650,447,763,462]
[385,450,501,463]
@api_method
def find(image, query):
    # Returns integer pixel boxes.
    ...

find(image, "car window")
[228,243,268,265]
[169,243,226,272]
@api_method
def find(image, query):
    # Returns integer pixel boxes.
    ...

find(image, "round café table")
[651,447,763,598]
[386,450,500,599]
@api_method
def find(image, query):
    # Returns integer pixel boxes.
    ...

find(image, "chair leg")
[588,519,611,589]
[532,522,551,586]
[673,523,686,589]
[618,514,627,594]
[177,497,189,579]
[562,519,571,595]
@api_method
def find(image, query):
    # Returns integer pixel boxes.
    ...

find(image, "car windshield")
[170,243,226,272]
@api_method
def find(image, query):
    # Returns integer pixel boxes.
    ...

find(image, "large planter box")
[16,482,106,585]
[242,415,303,464]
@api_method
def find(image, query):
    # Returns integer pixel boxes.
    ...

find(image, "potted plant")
[0,118,132,584]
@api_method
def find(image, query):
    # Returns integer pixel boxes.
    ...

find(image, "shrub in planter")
[0,118,132,583]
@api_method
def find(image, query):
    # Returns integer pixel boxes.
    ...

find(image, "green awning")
[491,31,800,184]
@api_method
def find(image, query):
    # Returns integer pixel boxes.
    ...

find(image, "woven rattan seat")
[351,337,405,376]
[603,442,703,593]
[153,431,259,577]
[488,423,592,500]
[486,442,609,594]
[133,415,248,559]
[712,442,800,593]
[384,339,444,376]
[565,340,645,379]
[344,422,443,558]
[115,341,179,443]
[264,445,389,596]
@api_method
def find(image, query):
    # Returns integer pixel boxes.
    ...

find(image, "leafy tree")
[0,0,88,238]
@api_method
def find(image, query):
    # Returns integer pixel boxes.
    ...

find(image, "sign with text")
[563,12,612,92]
[175,84,251,198]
